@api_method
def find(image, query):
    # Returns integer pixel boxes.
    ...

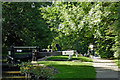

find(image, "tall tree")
[40,2,120,58]
[2,2,54,54]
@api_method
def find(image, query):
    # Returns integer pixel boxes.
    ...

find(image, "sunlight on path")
[92,57,119,79]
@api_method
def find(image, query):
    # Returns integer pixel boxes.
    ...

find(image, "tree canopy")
[2,2,54,53]
[2,2,120,58]
[40,2,120,58]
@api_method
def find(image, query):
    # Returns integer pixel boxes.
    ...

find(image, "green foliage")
[2,45,8,56]
[19,62,32,75]
[94,2,120,58]
[19,62,56,79]
[114,59,120,68]
[2,2,120,58]
[2,2,54,54]
[40,2,120,58]
[40,2,94,53]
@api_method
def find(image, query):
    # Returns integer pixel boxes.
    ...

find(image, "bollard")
[8,51,11,55]
[75,50,78,57]
[68,55,72,61]
[76,53,78,57]
[10,46,14,57]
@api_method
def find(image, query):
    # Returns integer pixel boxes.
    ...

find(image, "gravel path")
[92,57,120,80]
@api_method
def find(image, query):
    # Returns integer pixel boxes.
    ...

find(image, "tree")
[40,2,120,58]
[2,2,54,55]
[40,2,94,52]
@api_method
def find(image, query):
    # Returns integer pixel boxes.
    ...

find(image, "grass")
[46,55,93,62]
[37,61,96,78]
[114,59,120,68]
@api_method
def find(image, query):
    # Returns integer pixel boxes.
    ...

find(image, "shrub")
[19,62,56,79]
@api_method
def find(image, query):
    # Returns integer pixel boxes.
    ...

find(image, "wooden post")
[10,46,14,57]
[10,46,15,64]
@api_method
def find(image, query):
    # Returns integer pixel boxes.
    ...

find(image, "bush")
[99,49,114,59]
[19,62,56,79]
[2,46,8,56]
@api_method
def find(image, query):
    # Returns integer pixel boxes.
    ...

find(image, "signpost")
[62,50,75,60]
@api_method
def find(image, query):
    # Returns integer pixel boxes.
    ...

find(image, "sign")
[62,50,74,55]
[16,49,22,52]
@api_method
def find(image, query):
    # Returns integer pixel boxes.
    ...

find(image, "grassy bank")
[46,56,93,62]
[37,61,96,78]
